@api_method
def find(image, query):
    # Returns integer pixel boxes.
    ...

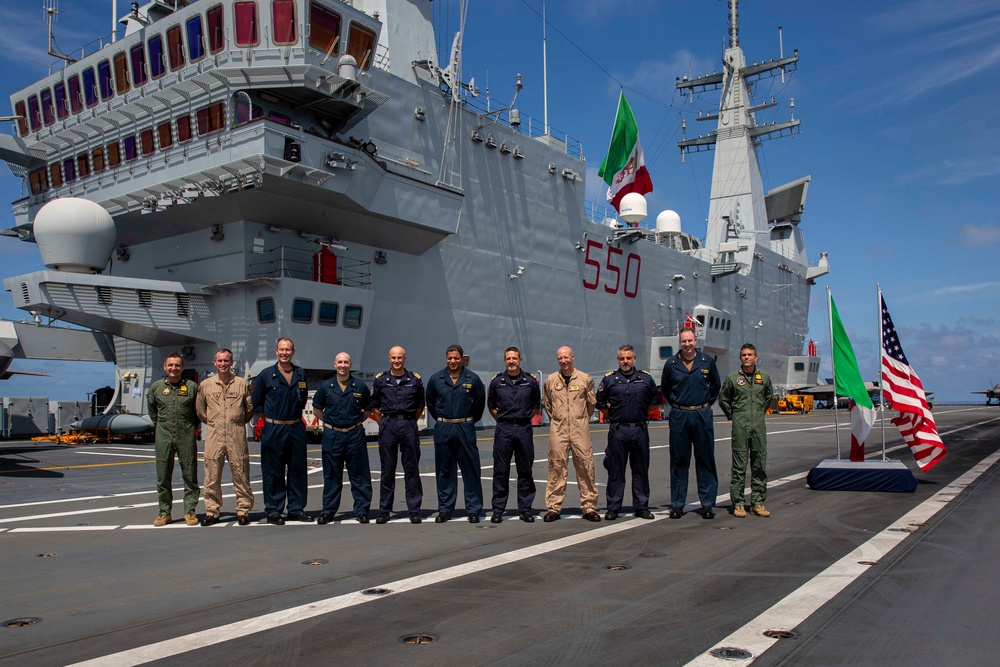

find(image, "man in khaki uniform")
[196,348,255,526]
[542,346,600,522]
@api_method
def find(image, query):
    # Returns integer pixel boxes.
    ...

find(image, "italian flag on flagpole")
[598,92,653,214]
[830,295,876,460]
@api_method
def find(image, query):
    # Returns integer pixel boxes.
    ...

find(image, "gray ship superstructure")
[0,0,827,417]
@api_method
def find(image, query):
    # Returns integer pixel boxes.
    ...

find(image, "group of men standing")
[148,331,774,526]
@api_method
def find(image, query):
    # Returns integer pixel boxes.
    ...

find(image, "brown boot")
[733,504,747,518]
[184,512,199,526]
[153,513,171,527]
[750,504,771,518]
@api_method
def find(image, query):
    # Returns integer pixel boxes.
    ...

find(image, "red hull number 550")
[582,239,641,298]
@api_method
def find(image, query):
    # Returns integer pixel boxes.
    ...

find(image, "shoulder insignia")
[529,373,537,380]
[412,372,421,380]
[605,371,614,376]
[374,371,384,378]
[492,373,501,380]
[640,370,651,376]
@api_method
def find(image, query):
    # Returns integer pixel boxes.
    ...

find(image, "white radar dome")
[33,198,116,274]
[655,210,682,234]
[618,192,648,225]
[338,54,358,80]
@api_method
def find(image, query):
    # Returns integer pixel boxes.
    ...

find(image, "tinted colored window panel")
[207,5,225,53]
[347,22,375,69]
[794,362,805,372]
[140,128,155,156]
[67,75,83,113]
[187,16,205,61]
[343,305,363,329]
[53,83,68,120]
[40,88,55,126]
[14,101,28,136]
[157,121,173,149]
[98,60,114,100]
[50,163,63,188]
[234,1,259,46]
[123,135,138,161]
[309,2,341,53]
[107,141,121,167]
[130,44,148,86]
[234,95,252,124]
[29,168,49,194]
[63,158,76,182]
[272,0,296,45]
[257,297,276,323]
[113,52,130,94]
[83,68,98,107]
[92,146,106,172]
[148,35,166,78]
[318,302,339,326]
[291,298,313,323]
[177,114,193,142]
[659,346,674,359]
[167,26,185,70]
[196,102,225,136]
[27,95,41,131]
[77,153,91,178]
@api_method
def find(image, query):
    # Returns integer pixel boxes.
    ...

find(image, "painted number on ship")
[582,240,641,298]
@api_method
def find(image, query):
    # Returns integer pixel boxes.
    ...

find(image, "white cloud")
[959,224,1000,247]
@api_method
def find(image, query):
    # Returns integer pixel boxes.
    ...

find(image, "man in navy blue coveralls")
[371,346,425,524]
[487,346,541,523]
[660,328,722,519]
[312,352,372,525]
[425,344,486,523]
[252,337,312,525]
[596,344,660,521]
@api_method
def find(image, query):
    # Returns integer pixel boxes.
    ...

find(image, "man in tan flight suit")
[542,346,601,522]
[196,348,255,526]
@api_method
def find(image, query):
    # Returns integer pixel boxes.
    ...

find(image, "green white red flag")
[598,93,653,212]
[830,294,876,460]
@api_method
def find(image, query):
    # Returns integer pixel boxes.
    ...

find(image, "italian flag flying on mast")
[830,295,876,460]
[598,92,653,214]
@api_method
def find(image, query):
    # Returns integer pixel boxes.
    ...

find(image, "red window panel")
[207,4,225,54]
[272,0,296,45]
[234,1,259,47]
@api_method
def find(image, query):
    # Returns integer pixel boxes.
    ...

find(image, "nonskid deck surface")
[0,406,997,666]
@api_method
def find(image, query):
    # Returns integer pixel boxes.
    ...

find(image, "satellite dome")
[618,192,648,225]
[33,198,116,274]
[655,210,682,234]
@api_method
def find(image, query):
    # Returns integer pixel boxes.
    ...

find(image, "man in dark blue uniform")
[660,328,722,519]
[425,344,486,523]
[252,337,312,525]
[371,346,425,524]
[596,344,660,521]
[312,352,372,525]
[487,346,540,523]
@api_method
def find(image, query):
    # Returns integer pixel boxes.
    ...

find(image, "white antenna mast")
[44,0,76,63]
[112,0,118,42]
[542,0,549,136]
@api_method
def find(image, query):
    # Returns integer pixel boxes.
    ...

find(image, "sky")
[0,0,998,403]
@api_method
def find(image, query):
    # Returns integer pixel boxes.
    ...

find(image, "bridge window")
[92,146,106,172]
[50,163,63,188]
[291,298,313,323]
[63,158,76,183]
[308,2,341,54]
[318,301,339,326]
[343,304,363,329]
[14,101,27,136]
[272,0,297,45]
[67,75,83,113]
[234,1,259,47]
[97,59,114,100]
[53,82,69,120]
[709,316,715,329]
[659,345,674,359]
[130,43,148,86]
[27,95,40,131]
[40,88,55,126]
[140,128,155,156]
[794,362,805,372]
[107,140,122,167]
[28,168,49,195]
[347,22,376,69]
[177,114,193,142]
[256,297,276,323]
[77,153,91,179]
[123,135,138,162]
[196,102,225,136]
[157,121,173,149]
[149,34,166,78]
[83,67,98,107]
[726,319,731,331]
[113,52,130,94]
[696,314,705,326]
[187,15,206,61]
[167,25,185,70]
[207,5,225,53]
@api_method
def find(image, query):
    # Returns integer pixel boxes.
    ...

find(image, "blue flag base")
[807,459,918,493]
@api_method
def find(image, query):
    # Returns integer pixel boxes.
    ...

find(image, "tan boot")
[153,513,171,527]
[184,512,199,526]
[733,504,747,518]
[750,504,771,517]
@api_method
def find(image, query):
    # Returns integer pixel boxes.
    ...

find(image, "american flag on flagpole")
[880,294,946,471]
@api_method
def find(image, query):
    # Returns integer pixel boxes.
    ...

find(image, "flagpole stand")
[807,459,917,493]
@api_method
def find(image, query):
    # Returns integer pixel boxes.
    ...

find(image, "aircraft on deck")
[971,383,1000,405]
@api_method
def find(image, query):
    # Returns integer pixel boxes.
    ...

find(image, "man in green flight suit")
[147,352,201,526]
[720,343,773,518]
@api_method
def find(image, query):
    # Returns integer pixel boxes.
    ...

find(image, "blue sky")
[1,0,998,403]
